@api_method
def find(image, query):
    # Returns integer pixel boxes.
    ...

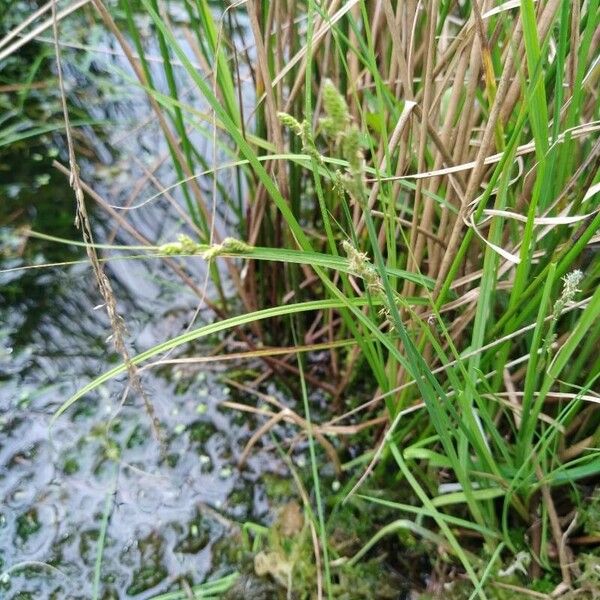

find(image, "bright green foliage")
[9,0,600,596]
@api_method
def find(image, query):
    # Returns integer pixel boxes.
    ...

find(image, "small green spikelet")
[277,112,303,136]
[542,269,584,361]
[342,127,364,175]
[318,79,365,189]
[158,235,252,259]
[202,237,253,260]
[551,269,584,321]
[332,170,346,199]
[342,240,411,329]
[179,234,201,254]
[279,111,323,164]
[320,79,350,138]
[159,234,202,255]
[300,121,323,164]
[342,240,383,297]
[159,242,183,256]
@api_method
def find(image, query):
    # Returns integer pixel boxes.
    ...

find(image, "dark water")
[0,7,277,598]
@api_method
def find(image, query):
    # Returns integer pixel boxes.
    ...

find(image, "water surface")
[0,8,275,597]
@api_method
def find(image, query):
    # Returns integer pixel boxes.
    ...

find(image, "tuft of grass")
[5,0,600,596]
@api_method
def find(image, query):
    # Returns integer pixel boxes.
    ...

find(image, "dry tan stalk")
[220,334,340,394]
[570,535,600,546]
[388,4,401,98]
[446,302,478,347]
[414,103,467,194]
[0,81,50,92]
[483,394,561,429]
[561,437,596,461]
[280,0,346,113]
[430,45,473,272]
[263,355,339,395]
[499,0,561,126]
[371,0,385,52]
[354,100,417,235]
[426,17,477,96]
[367,122,600,184]
[266,0,279,106]
[433,24,517,299]
[472,0,500,141]
[535,463,574,588]
[307,316,343,345]
[452,35,483,166]
[340,401,424,502]
[246,1,288,196]
[225,399,386,438]
[502,390,600,404]
[404,0,440,299]
[305,311,325,342]
[52,0,162,440]
[370,210,446,246]
[384,0,411,97]
[140,338,355,370]
[405,0,419,88]
[564,405,597,441]
[237,410,289,466]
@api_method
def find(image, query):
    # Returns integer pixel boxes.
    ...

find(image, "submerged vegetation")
[2,0,600,597]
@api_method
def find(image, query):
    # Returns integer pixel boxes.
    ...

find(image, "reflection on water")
[0,5,273,598]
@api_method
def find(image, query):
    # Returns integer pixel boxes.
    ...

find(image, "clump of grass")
[6,0,600,597]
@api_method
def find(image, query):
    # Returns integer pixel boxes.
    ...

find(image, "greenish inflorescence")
[278,111,322,164]
[320,78,351,139]
[158,235,253,259]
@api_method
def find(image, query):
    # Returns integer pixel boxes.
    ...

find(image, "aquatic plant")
[4,0,600,597]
